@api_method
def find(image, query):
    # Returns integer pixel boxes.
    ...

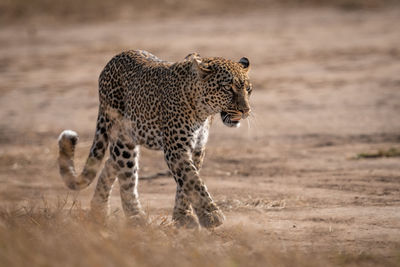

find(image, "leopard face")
[194,56,252,127]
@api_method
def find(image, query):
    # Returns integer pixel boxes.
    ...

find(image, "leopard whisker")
[248,110,259,130]
[225,109,240,114]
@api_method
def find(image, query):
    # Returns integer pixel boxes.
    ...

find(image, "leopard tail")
[57,113,109,190]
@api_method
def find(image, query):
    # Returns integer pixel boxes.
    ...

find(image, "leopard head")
[190,54,252,127]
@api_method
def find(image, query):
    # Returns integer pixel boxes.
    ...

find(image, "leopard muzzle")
[220,108,250,128]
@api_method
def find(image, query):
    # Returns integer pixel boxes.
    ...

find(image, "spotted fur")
[57,50,252,228]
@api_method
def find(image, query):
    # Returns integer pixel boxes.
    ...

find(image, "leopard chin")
[220,111,241,128]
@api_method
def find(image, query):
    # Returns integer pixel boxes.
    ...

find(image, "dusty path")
[0,8,399,258]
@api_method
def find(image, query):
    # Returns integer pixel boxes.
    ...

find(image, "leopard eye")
[246,86,252,95]
[223,85,233,92]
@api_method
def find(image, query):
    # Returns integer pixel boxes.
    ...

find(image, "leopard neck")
[169,62,211,124]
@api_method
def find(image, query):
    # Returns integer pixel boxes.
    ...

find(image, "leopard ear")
[185,52,201,61]
[239,57,250,71]
[191,54,213,80]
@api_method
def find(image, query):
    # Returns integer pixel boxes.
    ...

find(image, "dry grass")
[0,198,398,267]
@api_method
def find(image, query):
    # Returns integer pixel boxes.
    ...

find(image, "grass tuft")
[356,148,400,159]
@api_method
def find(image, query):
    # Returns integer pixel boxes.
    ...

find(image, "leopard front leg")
[172,186,199,228]
[192,148,206,171]
[164,146,224,228]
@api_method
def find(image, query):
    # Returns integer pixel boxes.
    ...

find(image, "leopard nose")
[240,108,251,118]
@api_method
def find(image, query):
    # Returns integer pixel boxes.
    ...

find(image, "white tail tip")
[58,130,79,144]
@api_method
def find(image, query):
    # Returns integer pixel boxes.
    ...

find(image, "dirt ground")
[0,6,400,264]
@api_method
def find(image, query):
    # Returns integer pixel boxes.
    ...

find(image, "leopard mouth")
[220,111,241,128]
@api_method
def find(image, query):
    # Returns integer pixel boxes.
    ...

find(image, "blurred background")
[0,0,400,264]
[1,0,398,23]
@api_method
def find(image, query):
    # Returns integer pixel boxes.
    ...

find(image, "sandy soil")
[0,7,400,259]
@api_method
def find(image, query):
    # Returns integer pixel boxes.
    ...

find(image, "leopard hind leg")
[89,158,118,222]
[110,139,146,225]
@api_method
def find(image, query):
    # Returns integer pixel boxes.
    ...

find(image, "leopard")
[57,50,252,228]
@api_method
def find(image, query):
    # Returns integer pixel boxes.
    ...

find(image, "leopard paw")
[173,212,200,229]
[197,208,225,228]
[126,211,148,226]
